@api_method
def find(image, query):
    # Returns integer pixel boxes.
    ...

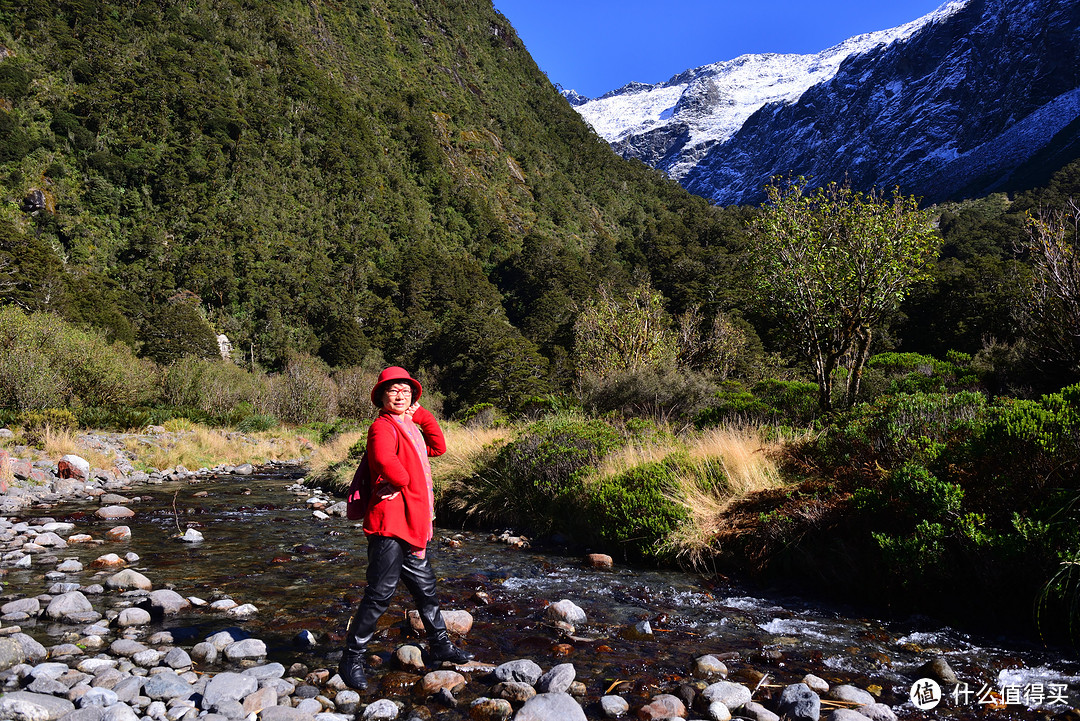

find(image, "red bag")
[345,452,371,521]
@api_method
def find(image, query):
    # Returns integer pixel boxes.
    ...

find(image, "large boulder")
[0,637,26,671]
[44,591,95,622]
[0,691,75,720]
[514,693,587,721]
[57,455,90,480]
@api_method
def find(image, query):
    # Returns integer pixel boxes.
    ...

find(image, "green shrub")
[270,353,337,425]
[583,456,691,561]
[810,390,989,472]
[454,414,625,532]
[972,384,1080,485]
[695,379,819,427]
[459,402,497,427]
[0,307,158,410]
[581,365,718,422]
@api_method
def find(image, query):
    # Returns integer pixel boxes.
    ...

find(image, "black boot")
[338,648,369,691]
[429,633,474,664]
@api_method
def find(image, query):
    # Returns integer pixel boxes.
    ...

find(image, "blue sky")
[492,0,949,98]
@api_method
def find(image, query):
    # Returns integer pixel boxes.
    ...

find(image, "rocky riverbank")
[0,429,1069,721]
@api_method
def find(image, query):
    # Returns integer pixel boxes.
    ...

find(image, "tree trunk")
[845,325,873,407]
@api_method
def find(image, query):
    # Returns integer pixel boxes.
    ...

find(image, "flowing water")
[14,467,1080,720]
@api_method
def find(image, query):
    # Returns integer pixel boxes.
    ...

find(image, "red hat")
[371,366,423,406]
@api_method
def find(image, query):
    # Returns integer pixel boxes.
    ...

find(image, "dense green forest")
[0,0,751,413]
[1,0,1078,411]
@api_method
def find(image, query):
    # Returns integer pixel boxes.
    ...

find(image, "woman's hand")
[404,402,420,419]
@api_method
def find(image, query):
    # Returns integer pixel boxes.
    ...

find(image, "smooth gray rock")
[105,570,152,591]
[11,633,48,663]
[223,638,266,661]
[492,659,542,685]
[742,701,780,721]
[61,707,105,721]
[203,672,259,707]
[0,690,76,720]
[141,670,193,700]
[260,706,317,720]
[777,683,820,721]
[856,703,898,721]
[600,695,629,718]
[514,692,587,721]
[242,662,285,680]
[102,704,140,721]
[117,607,151,627]
[916,657,958,686]
[707,700,733,721]
[79,687,120,708]
[701,681,752,711]
[361,698,399,720]
[1,597,41,615]
[829,710,869,721]
[44,591,94,621]
[190,642,217,664]
[27,677,69,695]
[109,640,147,658]
[692,654,728,679]
[537,663,575,694]
[829,685,875,707]
[147,589,189,615]
[0,637,27,671]
[163,647,192,669]
[111,676,144,703]
[543,599,586,626]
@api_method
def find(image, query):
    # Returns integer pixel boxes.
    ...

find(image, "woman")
[338,366,473,691]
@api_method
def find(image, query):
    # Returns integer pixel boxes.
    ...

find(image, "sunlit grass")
[42,426,115,470]
[432,423,509,487]
[123,425,308,471]
[665,424,808,566]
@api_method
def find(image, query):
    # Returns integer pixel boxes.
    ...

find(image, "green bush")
[810,390,989,472]
[452,414,625,532]
[0,307,158,410]
[270,353,337,425]
[695,379,819,428]
[583,457,691,561]
[972,383,1080,486]
[492,414,623,499]
[163,357,269,417]
[581,365,718,422]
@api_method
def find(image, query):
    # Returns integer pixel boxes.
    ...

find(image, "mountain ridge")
[568,0,1080,205]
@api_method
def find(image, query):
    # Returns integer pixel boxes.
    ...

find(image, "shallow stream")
[13,467,1080,720]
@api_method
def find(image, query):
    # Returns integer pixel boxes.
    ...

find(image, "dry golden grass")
[124,426,308,471]
[305,429,368,492]
[643,424,806,566]
[685,425,789,496]
[42,427,115,470]
[432,423,510,487]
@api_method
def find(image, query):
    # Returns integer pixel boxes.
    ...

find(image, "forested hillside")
[0,0,745,411]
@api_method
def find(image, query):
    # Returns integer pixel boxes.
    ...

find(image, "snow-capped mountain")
[566,0,1080,205]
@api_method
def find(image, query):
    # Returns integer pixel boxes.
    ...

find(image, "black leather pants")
[343,534,448,652]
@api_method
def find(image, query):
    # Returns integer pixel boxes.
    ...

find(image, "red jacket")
[362,407,446,549]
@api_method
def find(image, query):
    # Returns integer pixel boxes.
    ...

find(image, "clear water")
[14,469,1080,720]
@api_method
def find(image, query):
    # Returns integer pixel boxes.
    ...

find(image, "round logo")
[910,678,943,710]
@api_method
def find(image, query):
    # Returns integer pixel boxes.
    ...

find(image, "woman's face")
[381,382,413,415]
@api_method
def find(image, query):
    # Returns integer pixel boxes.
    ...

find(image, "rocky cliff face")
[570,0,1080,205]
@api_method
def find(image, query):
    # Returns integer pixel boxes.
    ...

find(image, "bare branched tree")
[1022,199,1080,375]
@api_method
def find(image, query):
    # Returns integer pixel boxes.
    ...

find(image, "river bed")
[12,467,1080,720]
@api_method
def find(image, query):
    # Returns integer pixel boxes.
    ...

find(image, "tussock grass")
[124,426,307,471]
[665,424,807,566]
[42,427,115,470]
[305,429,368,493]
[432,423,509,487]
